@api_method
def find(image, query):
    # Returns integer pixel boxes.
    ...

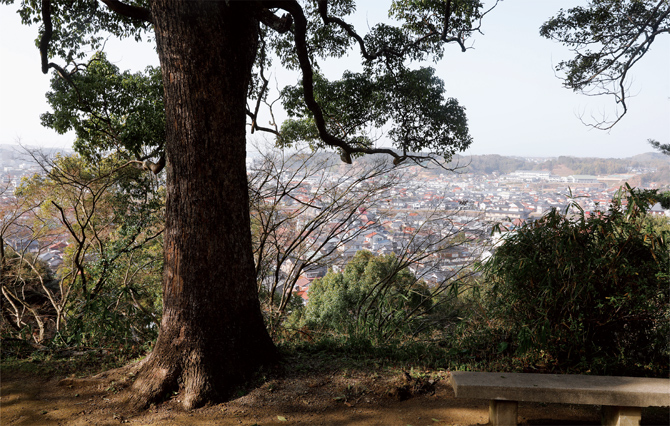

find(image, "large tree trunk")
[130,1,277,410]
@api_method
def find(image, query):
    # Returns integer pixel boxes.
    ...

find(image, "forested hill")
[444,152,670,178]
[6,145,667,183]
[288,150,670,183]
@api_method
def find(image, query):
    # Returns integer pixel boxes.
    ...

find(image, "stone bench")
[451,371,670,426]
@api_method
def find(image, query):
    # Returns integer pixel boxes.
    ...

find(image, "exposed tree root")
[125,334,278,410]
[127,351,181,409]
[57,357,147,390]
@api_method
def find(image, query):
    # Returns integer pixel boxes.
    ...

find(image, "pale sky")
[1,1,668,158]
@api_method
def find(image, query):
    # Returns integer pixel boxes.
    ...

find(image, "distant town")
[2,143,669,302]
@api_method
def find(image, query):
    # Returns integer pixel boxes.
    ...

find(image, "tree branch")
[256,7,292,33]
[544,0,669,130]
[440,0,452,40]
[248,33,276,136]
[275,2,407,164]
[39,0,54,75]
[140,157,165,174]
[39,0,74,80]
[99,0,153,24]
[315,0,378,60]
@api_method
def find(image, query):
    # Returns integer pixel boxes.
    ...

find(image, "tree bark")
[130,1,277,410]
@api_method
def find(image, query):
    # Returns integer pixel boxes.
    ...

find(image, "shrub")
[482,185,669,376]
[300,251,435,343]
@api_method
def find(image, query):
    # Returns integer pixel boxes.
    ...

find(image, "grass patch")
[278,336,480,374]
[0,339,148,379]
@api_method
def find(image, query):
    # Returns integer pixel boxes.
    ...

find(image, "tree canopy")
[40,53,164,165]
[10,0,497,167]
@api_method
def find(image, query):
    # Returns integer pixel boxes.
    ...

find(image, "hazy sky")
[1,1,668,158]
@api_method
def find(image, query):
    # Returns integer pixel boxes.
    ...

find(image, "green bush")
[482,186,669,376]
[299,251,435,343]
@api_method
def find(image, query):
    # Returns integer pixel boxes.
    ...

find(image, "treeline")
[446,154,525,174]
[641,164,670,185]
[442,152,670,177]
[292,151,670,186]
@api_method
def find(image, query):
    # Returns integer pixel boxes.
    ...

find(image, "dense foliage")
[40,53,165,168]
[279,67,472,161]
[298,251,449,343]
[481,185,669,376]
[41,53,164,163]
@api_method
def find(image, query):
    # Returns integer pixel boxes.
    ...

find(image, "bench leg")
[601,406,641,426]
[489,400,518,426]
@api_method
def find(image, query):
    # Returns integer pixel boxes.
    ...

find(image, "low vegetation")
[477,186,669,376]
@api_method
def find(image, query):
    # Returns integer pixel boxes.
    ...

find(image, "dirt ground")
[2,362,668,426]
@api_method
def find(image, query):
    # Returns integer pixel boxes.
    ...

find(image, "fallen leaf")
[277,415,287,422]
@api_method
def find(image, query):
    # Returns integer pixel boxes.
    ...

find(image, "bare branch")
[248,34,281,137]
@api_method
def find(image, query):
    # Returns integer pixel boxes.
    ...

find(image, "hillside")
[439,152,670,182]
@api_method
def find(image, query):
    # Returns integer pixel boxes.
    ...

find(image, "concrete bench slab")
[451,372,670,426]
